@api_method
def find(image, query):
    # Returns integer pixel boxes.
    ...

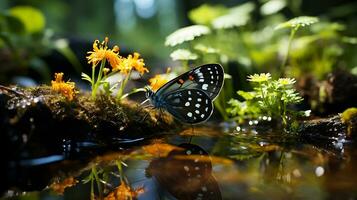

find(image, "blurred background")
[0,0,356,86]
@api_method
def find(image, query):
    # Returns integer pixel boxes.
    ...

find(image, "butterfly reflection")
[146,143,222,200]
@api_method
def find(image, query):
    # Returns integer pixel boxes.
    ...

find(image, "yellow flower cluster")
[247,73,271,83]
[51,72,77,101]
[278,78,296,85]
[86,37,149,75]
[104,182,144,200]
[149,74,169,92]
[148,68,171,91]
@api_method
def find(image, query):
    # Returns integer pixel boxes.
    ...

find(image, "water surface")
[3,125,357,200]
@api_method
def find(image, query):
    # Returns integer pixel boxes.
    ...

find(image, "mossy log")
[298,114,357,142]
[0,85,178,161]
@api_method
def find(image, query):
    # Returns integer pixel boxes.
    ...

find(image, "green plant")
[164,2,357,119]
[275,16,319,76]
[82,37,148,100]
[227,73,309,130]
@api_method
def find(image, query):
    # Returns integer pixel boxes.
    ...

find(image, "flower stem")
[90,173,94,200]
[92,166,102,199]
[280,26,298,77]
[91,65,95,90]
[117,69,132,101]
[116,160,124,183]
[120,87,146,100]
[92,59,106,99]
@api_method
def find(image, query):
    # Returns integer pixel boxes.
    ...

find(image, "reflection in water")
[3,126,357,200]
[146,143,221,199]
[146,143,222,200]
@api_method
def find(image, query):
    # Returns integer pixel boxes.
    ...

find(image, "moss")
[341,107,357,124]
[5,85,178,144]
[341,107,357,137]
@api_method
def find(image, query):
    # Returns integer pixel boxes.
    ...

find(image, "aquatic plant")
[51,72,77,101]
[82,37,149,100]
[275,16,319,76]
[227,73,308,130]
[81,160,144,200]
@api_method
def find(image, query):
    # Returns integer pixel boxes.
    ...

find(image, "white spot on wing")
[195,104,200,108]
[198,98,202,102]
[185,102,190,107]
[187,112,193,117]
[195,110,200,114]
[202,84,208,90]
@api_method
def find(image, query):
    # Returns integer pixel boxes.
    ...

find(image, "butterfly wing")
[162,89,213,124]
[156,64,224,100]
[147,143,222,200]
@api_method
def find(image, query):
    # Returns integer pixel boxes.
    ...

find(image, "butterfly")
[146,143,222,199]
[145,64,224,124]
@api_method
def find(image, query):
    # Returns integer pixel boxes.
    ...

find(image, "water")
[2,125,357,200]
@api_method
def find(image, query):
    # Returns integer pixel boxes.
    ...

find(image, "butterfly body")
[146,64,224,124]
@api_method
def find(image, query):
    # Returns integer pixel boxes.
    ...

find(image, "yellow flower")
[149,74,169,92]
[51,72,77,101]
[148,68,172,91]
[131,52,149,75]
[50,177,78,195]
[247,73,271,83]
[104,182,144,200]
[117,52,149,75]
[116,57,133,75]
[87,37,123,70]
[278,78,296,85]
[86,39,108,66]
[142,142,182,157]
[106,45,123,71]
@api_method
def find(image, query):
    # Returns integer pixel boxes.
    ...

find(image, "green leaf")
[170,49,198,61]
[188,4,228,25]
[165,25,211,47]
[212,2,254,29]
[82,172,93,184]
[1,14,25,33]
[9,6,45,33]
[238,90,256,100]
[275,16,319,30]
[260,0,286,15]
[81,72,92,84]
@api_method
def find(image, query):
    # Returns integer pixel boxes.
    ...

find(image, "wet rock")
[298,114,357,140]
[298,70,357,115]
